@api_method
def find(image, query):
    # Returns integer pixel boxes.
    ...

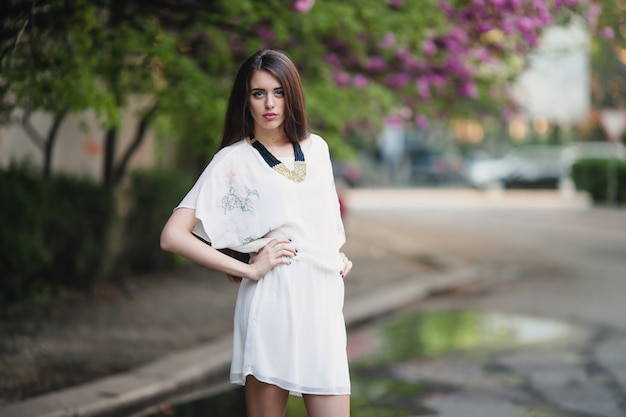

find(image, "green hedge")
[0,164,116,304]
[571,158,626,204]
[119,168,193,275]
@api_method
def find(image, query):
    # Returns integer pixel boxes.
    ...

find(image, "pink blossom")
[416,77,431,100]
[256,26,274,42]
[525,33,539,47]
[477,22,492,33]
[380,33,396,48]
[386,73,411,88]
[501,20,516,35]
[501,108,514,120]
[585,2,602,28]
[293,0,314,13]
[368,57,388,72]
[555,0,581,8]
[397,49,421,70]
[517,17,534,33]
[439,1,453,14]
[388,0,403,9]
[353,74,369,88]
[427,74,447,88]
[445,58,470,78]
[422,39,437,55]
[325,53,341,67]
[414,114,428,129]
[458,80,478,98]
[599,26,615,39]
[333,72,350,87]
[448,28,468,43]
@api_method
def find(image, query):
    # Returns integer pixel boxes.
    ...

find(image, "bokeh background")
[0,0,623,327]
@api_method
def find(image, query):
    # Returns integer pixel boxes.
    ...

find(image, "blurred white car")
[465,142,626,189]
[464,151,509,188]
[465,145,567,189]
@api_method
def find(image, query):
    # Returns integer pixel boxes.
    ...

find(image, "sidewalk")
[0,189,589,417]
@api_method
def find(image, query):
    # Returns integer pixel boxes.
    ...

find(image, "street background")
[2,188,626,416]
[2,1,626,416]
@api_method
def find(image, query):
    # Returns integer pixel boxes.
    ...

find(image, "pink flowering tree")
[0,0,598,171]
[261,0,595,154]
[302,0,593,127]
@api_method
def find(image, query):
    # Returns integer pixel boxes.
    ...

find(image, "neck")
[252,130,289,146]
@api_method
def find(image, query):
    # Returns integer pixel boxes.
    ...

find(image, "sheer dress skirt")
[230,260,350,396]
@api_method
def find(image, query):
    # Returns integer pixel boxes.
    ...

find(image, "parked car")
[502,145,567,188]
[463,151,510,189]
[465,145,567,189]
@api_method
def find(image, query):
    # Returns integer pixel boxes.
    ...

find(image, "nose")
[265,95,275,109]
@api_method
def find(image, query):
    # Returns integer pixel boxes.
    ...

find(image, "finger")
[273,242,297,256]
[272,238,293,246]
[341,258,352,277]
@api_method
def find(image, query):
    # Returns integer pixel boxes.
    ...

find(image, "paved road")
[343,189,626,417]
[3,188,625,417]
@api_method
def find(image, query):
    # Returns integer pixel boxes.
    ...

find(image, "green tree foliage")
[1,0,592,184]
[588,0,626,109]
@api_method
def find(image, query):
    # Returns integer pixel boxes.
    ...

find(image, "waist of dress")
[292,251,343,272]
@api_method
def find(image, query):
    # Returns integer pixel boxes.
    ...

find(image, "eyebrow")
[250,87,283,91]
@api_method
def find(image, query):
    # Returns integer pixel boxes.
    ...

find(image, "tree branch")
[113,102,159,185]
[21,113,45,151]
[43,110,67,177]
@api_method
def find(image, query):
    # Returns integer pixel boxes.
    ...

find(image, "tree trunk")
[112,103,158,186]
[103,127,117,189]
[43,112,66,177]
[22,111,66,177]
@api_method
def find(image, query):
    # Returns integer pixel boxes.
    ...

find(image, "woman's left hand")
[340,252,352,278]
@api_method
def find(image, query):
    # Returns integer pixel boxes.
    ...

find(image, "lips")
[263,113,278,121]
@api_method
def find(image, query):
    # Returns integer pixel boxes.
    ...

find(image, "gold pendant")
[273,161,307,183]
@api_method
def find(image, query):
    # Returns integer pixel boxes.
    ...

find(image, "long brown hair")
[220,49,308,148]
[219,50,308,282]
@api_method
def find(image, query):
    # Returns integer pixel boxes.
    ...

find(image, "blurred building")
[0,97,157,180]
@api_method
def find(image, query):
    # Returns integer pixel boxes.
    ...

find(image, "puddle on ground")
[139,309,580,417]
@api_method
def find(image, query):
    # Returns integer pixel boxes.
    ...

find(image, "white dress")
[177,134,350,395]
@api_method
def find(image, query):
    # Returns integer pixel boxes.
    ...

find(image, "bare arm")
[160,207,295,281]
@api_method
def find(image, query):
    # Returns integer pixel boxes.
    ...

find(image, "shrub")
[42,174,116,290]
[0,163,116,304]
[119,168,192,275]
[571,158,626,204]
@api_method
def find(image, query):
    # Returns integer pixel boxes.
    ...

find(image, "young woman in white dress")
[160,49,353,417]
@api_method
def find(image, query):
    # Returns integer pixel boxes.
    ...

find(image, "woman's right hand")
[249,238,297,280]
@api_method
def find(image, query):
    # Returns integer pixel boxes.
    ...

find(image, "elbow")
[160,227,175,253]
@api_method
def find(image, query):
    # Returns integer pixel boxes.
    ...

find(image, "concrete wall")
[0,97,157,181]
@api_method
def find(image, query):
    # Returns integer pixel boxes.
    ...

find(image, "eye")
[252,90,265,98]
[274,89,284,97]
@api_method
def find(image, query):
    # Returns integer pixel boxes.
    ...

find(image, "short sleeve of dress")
[176,146,272,254]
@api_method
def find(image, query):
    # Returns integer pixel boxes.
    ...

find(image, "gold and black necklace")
[249,132,306,183]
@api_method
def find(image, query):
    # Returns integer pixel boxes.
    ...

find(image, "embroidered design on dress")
[238,235,256,245]
[221,182,259,214]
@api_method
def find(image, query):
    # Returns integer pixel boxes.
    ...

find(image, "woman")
[160,49,352,417]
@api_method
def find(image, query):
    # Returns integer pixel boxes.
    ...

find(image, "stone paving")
[2,189,621,417]
[348,309,626,417]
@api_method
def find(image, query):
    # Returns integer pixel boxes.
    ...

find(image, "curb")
[0,267,480,417]
[344,188,591,211]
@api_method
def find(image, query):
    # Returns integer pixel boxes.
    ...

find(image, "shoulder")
[307,133,329,152]
[210,139,249,165]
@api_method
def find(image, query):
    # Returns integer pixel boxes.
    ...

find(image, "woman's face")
[248,70,286,134]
